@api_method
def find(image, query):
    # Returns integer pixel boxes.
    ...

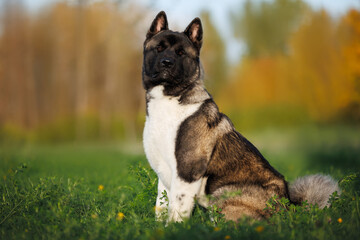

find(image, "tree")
[0,1,146,141]
[200,11,228,97]
[289,10,353,118]
[232,0,308,58]
[336,9,360,122]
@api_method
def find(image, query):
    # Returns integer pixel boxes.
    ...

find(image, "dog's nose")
[160,58,174,68]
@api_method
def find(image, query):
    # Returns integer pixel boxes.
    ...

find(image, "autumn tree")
[220,1,360,124]
[0,1,37,129]
[220,0,307,111]
[200,11,228,97]
[336,9,360,122]
[289,10,356,118]
[232,0,308,57]
[0,1,145,141]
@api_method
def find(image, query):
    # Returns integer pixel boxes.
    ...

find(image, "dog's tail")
[289,174,340,208]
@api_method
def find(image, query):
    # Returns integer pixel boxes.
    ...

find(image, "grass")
[0,124,360,239]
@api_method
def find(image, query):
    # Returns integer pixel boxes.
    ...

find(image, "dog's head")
[142,11,203,93]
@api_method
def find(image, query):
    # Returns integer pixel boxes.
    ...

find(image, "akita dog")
[142,11,340,222]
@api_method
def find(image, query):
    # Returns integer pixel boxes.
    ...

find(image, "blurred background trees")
[220,0,360,127]
[0,1,144,142]
[200,11,228,97]
[0,0,359,143]
[232,0,308,58]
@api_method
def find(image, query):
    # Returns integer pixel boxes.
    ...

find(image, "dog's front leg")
[167,176,202,223]
[155,178,169,221]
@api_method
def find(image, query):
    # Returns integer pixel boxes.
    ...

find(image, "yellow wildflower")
[255,226,264,233]
[154,206,162,212]
[91,214,98,219]
[98,185,104,191]
[337,218,343,223]
[224,235,231,239]
[116,212,125,221]
[213,227,220,232]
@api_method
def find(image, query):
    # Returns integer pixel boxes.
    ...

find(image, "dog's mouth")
[152,70,172,80]
[152,72,159,78]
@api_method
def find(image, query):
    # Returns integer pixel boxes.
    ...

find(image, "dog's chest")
[143,86,201,174]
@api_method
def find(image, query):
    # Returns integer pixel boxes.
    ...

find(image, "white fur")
[143,85,204,222]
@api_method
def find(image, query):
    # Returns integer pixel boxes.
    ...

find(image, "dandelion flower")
[337,218,342,223]
[117,212,125,221]
[98,185,104,191]
[213,227,220,232]
[91,214,98,219]
[255,226,264,233]
[224,235,231,239]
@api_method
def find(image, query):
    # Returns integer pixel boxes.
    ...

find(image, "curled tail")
[289,174,341,208]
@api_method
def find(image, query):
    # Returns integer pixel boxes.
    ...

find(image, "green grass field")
[1,125,360,239]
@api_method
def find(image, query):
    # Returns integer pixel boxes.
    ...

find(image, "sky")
[14,0,360,62]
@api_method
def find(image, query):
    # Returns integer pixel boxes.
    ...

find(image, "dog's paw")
[154,205,167,222]
[167,208,185,224]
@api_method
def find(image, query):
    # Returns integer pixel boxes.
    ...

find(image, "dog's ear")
[184,17,203,52]
[146,11,168,40]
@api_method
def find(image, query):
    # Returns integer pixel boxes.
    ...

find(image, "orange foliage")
[339,9,360,99]
[220,9,360,121]
[0,1,145,140]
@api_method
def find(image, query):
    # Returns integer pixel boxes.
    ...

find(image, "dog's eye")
[156,45,164,52]
[176,49,185,56]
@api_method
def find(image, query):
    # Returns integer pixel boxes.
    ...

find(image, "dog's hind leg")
[211,185,272,221]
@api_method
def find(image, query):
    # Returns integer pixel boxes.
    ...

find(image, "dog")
[142,11,340,222]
